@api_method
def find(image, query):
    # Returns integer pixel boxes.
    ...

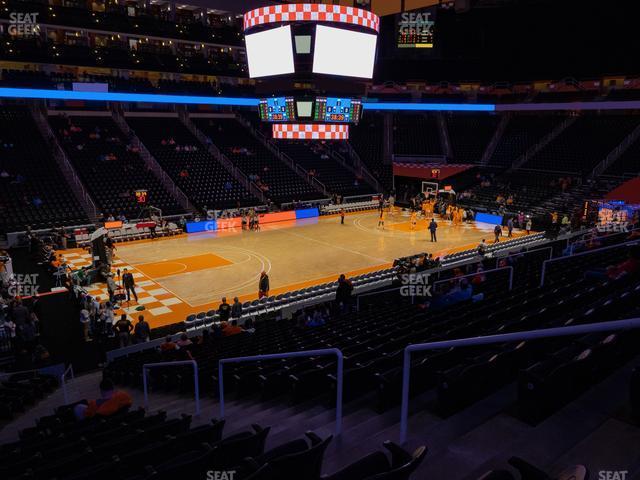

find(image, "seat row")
[1,403,426,480]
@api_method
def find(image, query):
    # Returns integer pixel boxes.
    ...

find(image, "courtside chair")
[195,312,206,328]
[185,314,197,328]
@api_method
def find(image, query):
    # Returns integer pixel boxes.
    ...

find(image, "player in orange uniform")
[410,211,417,230]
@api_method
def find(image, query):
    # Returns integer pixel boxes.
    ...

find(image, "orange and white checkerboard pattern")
[59,251,186,321]
[272,123,349,140]
[244,4,380,33]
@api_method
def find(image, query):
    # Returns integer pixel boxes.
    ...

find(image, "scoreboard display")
[135,189,148,204]
[261,97,362,124]
[259,97,296,122]
[313,97,362,124]
[397,9,435,49]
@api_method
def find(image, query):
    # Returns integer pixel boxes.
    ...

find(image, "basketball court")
[60,211,527,328]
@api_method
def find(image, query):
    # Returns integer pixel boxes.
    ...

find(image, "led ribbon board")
[244,4,380,33]
[273,123,349,140]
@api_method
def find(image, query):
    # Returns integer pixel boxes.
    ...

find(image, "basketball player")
[340,208,345,225]
[378,209,386,229]
[410,210,417,230]
[494,224,502,243]
[258,271,270,298]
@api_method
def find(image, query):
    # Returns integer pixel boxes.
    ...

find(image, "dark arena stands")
[2,1,640,479]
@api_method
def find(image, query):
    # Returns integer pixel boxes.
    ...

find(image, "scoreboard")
[397,9,435,49]
[135,189,148,204]
[261,96,362,124]
[313,97,362,123]
[259,97,296,122]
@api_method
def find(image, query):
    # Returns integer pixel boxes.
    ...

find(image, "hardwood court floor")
[64,211,528,328]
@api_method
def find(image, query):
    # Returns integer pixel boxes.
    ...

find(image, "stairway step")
[550,418,640,478]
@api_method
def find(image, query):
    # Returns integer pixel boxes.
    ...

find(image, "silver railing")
[143,360,200,415]
[218,348,344,436]
[340,143,382,192]
[32,105,98,220]
[356,265,514,311]
[508,116,578,172]
[399,317,640,444]
[112,109,193,211]
[237,114,328,195]
[540,240,639,286]
[61,364,75,404]
[433,265,514,291]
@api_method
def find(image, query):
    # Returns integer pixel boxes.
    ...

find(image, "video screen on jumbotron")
[245,25,295,78]
[397,7,436,48]
[312,25,378,79]
[259,97,296,122]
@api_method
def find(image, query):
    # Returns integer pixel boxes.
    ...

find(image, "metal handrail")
[143,360,200,415]
[356,265,514,311]
[356,286,402,311]
[399,317,640,444]
[61,364,75,404]
[540,239,639,286]
[433,265,514,291]
[218,348,344,436]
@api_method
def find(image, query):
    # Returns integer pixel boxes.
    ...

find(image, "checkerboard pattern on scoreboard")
[243,4,380,32]
[272,123,349,140]
[59,251,185,320]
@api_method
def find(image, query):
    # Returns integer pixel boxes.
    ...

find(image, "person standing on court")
[507,217,514,237]
[104,233,116,265]
[340,208,345,225]
[429,218,438,242]
[259,271,270,298]
[106,273,117,303]
[378,208,386,229]
[494,224,502,243]
[122,268,138,303]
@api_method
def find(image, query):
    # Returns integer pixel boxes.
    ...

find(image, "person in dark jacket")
[231,297,243,318]
[121,268,138,302]
[218,297,231,322]
[258,271,270,298]
[335,274,353,313]
[428,219,438,242]
[133,315,150,343]
[113,314,133,348]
